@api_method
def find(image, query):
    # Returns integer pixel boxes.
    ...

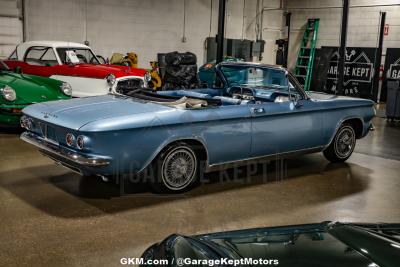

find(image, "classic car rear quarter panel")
[316,98,375,147]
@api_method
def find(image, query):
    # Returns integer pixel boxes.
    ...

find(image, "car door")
[199,104,252,165]
[250,75,324,158]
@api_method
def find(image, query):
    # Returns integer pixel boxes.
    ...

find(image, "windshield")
[354,224,400,243]
[56,47,100,65]
[0,60,9,71]
[221,65,288,89]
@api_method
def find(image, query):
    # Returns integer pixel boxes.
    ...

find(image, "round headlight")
[20,116,26,129]
[144,72,152,82]
[66,133,75,147]
[106,74,116,85]
[2,85,16,101]
[76,135,85,150]
[60,82,72,96]
[20,116,33,130]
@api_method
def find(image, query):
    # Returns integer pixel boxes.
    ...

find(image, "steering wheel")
[76,54,87,63]
[227,86,255,100]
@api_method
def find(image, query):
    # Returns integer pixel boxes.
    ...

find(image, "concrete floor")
[1,117,400,266]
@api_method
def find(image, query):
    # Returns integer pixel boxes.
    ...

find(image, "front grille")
[38,122,58,144]
[116,78,144,95]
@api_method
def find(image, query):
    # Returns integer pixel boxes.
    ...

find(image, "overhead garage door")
[0,0,23,59]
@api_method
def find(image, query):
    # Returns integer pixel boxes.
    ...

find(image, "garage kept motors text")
[312,46,376,99]
[120,257,279,266]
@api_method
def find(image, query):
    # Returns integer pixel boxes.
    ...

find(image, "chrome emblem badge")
[41,111,56,119]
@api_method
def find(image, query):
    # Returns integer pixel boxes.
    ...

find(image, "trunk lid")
[308,91,374,103]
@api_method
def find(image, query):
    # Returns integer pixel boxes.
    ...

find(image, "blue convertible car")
[20,62,375,193]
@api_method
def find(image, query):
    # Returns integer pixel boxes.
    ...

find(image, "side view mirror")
[14,66,22,74]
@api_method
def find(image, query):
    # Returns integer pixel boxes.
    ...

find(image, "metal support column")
[216,0,226,64]
[372,12,386,102]
[337,0,349,95]
[284,12,291,68]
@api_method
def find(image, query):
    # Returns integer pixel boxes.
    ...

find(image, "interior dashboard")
[228,87,291,103]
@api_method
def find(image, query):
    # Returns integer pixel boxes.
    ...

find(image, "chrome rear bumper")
[20,131,110,167]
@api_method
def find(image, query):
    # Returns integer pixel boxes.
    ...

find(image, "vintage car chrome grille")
[116,78,144,95]
[38,122,58,144]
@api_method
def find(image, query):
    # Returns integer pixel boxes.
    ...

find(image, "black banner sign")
[311,46,376,99]
[381,48,400,102]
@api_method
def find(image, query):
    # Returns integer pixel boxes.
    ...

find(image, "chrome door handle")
[250,107,265,114]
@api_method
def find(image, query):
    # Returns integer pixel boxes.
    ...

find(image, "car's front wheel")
[323,123,356,162]
[151,143,199,193]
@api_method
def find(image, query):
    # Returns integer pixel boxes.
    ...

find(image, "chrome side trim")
[205,146,323,172]
[20,131,110,167]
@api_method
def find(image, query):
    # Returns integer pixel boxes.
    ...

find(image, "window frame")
[287,72,309,100]
[8,49,18,60]
[23,46,60,66]
[56,47,100,65]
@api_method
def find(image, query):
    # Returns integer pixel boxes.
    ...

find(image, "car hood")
[56,64,147,79]
[22,94,173,130]
[0,71,66,104]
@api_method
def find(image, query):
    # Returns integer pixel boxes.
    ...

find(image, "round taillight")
[66,133,75,147]
[76,136,84,150]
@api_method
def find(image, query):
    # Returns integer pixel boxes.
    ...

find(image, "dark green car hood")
[0,71,69,105]
[144,222,400,267]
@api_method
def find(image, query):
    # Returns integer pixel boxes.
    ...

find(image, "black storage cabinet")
[386,79,400,120]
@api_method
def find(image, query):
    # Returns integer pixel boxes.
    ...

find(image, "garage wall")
[258,0,286,64]
[0,0,23,58]
[23,0,287,67]
[286,0,400,69]
[25,0,214,67]
[24,0,275,67]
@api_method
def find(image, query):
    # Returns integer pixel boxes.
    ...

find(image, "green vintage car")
[0,60,72,127]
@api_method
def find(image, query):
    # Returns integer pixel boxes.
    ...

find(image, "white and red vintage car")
[5,41,150,97]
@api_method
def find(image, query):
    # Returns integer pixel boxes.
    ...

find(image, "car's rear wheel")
[323,123,356,162]
[151,143,199,193]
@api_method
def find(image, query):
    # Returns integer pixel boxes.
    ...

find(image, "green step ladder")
[294,18,320,91]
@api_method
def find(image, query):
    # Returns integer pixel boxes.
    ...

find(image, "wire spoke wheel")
[161,146,197,191]
[334,126,355,159]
